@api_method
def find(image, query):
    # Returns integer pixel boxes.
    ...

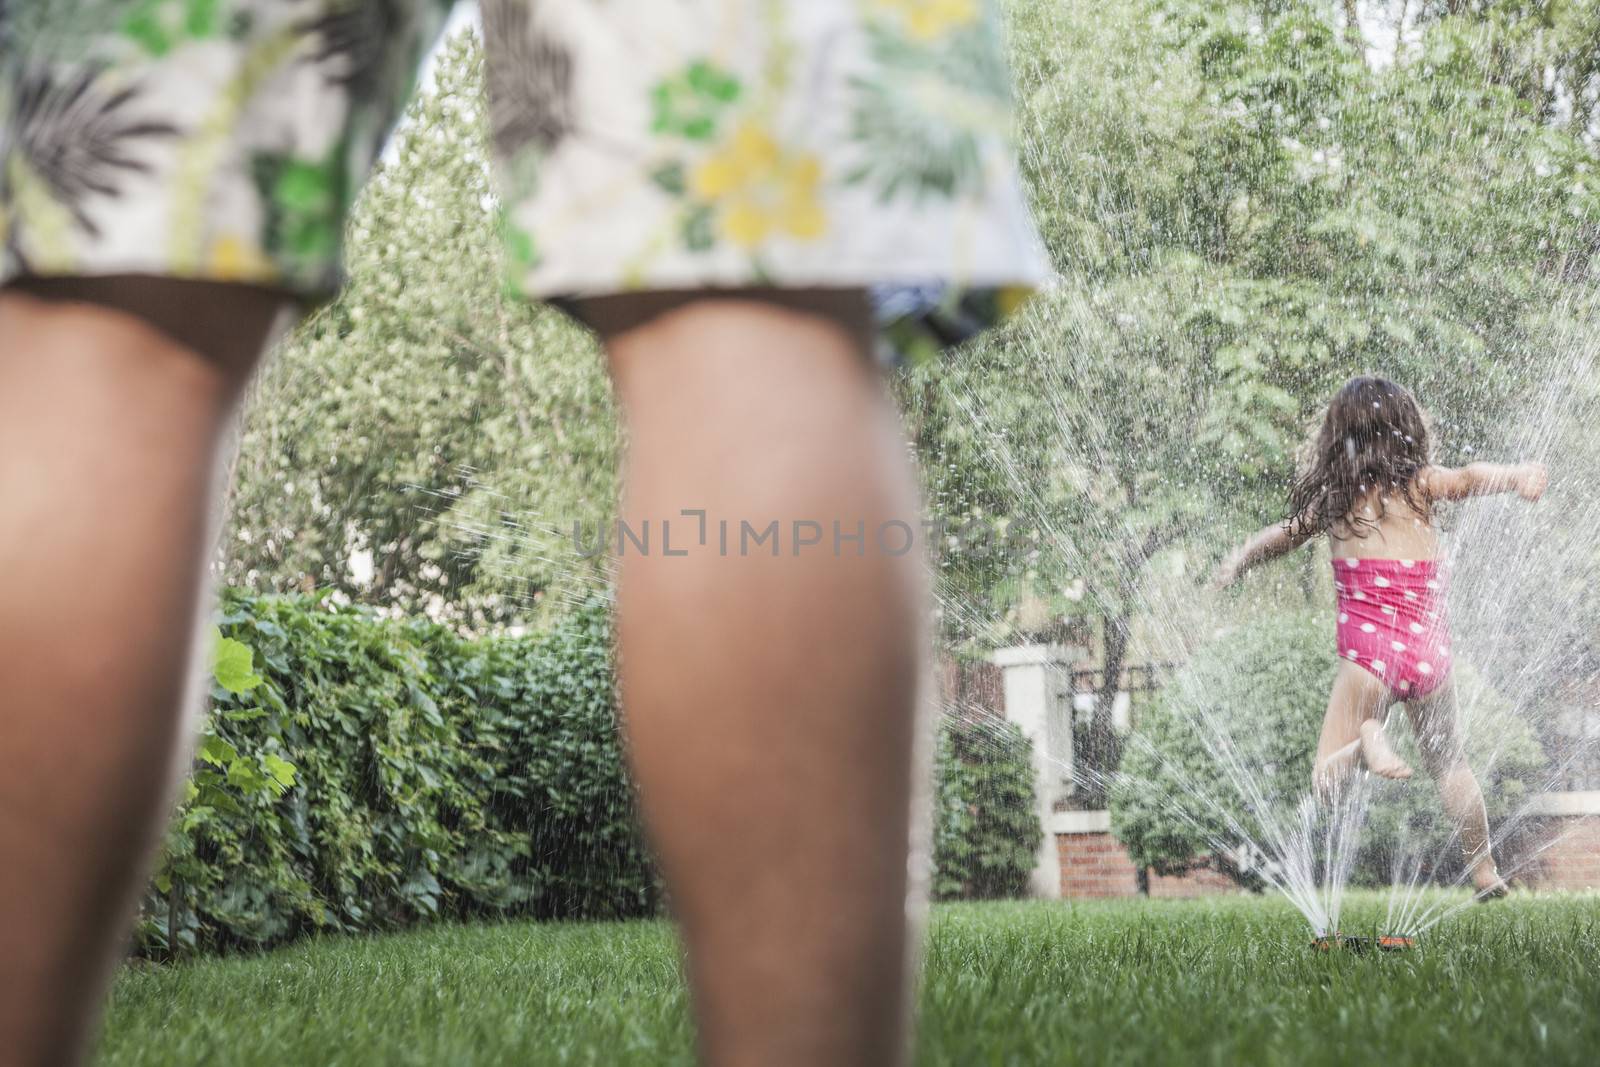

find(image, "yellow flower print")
[871,0,980,42]
[207,234,275,282]
[691,121,826,249]
[997,284,1033,319]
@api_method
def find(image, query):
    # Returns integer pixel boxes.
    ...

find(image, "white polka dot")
[1345,558,1360,569]
[1338,613,1349,624]
[1382,606,1396,616]
[1391,640,1406,652]
[1426,579,1440,590]
[1404,591,1418,601]
[1355,591,1367,601]
[1374,575,1391,588]
[1372,660,1387,674]
[1361,623,1377,633]
[1409,622,1424,634]
[1347,649,1359,659]
[1418,662,1433,675]
[1400,559,1415,567]
[1400,680,1411,692]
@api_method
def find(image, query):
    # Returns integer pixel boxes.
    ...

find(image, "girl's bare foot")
[1473,879,1511,901]
[1359,719,1413,780]
[1471,859,1510,900]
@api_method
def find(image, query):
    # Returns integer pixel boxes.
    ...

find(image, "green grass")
[96,892,1600,1066]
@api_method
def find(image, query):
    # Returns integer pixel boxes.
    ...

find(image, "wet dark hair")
[1287,376,1432,540]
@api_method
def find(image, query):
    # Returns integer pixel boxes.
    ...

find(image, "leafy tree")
[222,32,616,628]
[906,0,1600,797]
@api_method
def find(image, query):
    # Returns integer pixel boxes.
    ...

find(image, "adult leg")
[1312,661,1400,798]
[587,290,926,1067]
[0,277,289,1067]
[1405,682,1508,896]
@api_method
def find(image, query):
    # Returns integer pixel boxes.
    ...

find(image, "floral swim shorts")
[0,1,1047,357]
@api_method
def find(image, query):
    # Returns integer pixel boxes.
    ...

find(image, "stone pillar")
[993,644,1078,899]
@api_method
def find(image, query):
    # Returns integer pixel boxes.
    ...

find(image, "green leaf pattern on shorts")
[846,7,1015,202]
[253,143,349,274]
[650,60,742,142]
[123,0,224,55]
[0,0,449,290]
[1,1,1043,358]
[595,0,1025,292]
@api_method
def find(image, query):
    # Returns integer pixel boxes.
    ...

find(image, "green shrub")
[932,717,1040,900]
[139,592,657,957]
[144,593,1043,956]
[1110,610,1546,888]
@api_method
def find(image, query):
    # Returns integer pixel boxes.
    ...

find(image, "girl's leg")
[1405,682,1509,896]
[1359,719,1413,781]
[1313,662,1400,797]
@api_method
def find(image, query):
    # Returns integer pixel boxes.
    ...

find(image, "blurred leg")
[589,290,926,1067]
[1312,662,1393,797]
[1405,683,1507,895]
[0,278,288,1067]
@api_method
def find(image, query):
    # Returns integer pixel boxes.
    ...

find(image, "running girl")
[1214,375,1546,897]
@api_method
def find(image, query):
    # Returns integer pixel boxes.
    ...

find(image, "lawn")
[96,892,1600,1066]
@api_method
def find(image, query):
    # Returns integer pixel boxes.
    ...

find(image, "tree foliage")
[932,718,1041,900]
[140,593,656,957]
[222,33,616,629]
[906,0,1600,791]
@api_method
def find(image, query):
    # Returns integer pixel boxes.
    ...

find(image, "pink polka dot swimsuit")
[1333,558,1452,699]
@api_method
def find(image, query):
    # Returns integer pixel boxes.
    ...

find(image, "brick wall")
[1526,816,1600,890]
[1057,830,1142,898]
[1056,829,1244,899]
[937,656,1004,720]
[1148,863,1241,898]
[1059,814,1600,897]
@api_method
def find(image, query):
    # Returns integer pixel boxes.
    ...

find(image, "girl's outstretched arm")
[1212,516,1315,589]
[1422,461,1547,503]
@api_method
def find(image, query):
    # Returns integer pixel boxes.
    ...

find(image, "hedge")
[141,591,655,956]
[932,716,1040,900]
[1110,609,1546,888]
[145,594,1040,956]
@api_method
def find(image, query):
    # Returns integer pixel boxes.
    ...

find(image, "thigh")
[597,289,901,493]
[1404,682,1466,776]
[3,277,292,391]
[1316,660,1392,759]
[577,287,870,348]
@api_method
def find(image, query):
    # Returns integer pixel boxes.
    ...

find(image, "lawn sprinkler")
[1310,933,1416,953]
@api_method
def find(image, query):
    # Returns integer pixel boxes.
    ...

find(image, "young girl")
[1214,376,1546,897]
